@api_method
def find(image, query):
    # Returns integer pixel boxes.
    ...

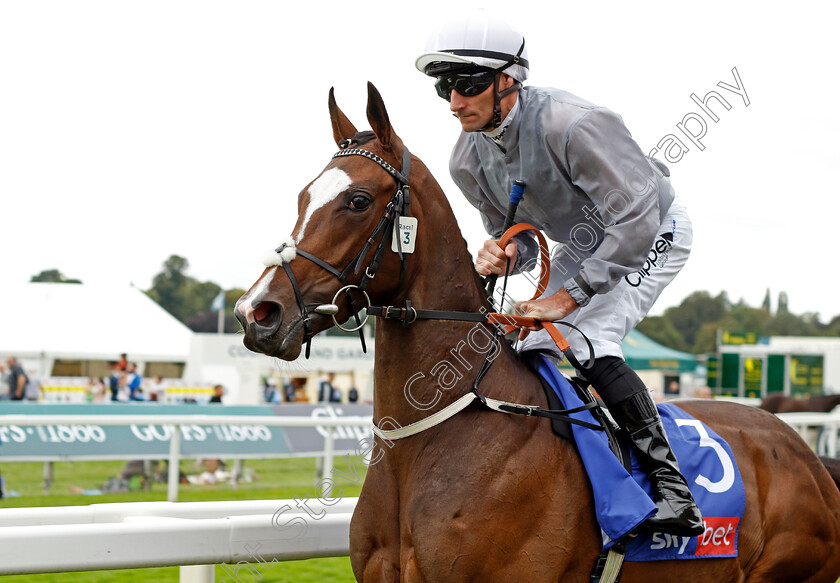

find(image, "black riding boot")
[610,390,705,536]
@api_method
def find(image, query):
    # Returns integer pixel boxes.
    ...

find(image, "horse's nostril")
[253,301,283,329]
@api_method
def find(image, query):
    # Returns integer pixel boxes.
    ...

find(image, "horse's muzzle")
[236,299,291,356]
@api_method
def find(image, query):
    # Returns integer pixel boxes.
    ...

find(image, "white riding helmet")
[415,11,529,82]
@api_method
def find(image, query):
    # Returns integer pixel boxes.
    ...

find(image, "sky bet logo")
[694,516,739,556]
[649,516,739,557]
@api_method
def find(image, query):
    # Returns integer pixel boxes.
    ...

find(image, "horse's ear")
[328,87,358,146]
[366,82,404,156]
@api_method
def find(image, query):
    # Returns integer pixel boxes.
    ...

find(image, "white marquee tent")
[0,282,193,377]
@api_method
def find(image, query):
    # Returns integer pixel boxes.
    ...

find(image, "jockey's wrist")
[565,276,594,308]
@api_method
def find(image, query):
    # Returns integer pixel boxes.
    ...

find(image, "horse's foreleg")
[358,555,400,583]
[350,458,401,582]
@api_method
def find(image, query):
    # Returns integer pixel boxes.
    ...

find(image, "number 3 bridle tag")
[391,216,418,254]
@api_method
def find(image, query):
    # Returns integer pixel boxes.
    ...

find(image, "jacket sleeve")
[562,107,663,298]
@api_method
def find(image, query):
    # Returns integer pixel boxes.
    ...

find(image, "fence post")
[42,461,53,495]
[180,564,214,583]
[232,459,245,485]
[323,428,335,479]
[168,424,182,502]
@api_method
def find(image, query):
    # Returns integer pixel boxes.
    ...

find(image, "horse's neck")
[371,179,536,428]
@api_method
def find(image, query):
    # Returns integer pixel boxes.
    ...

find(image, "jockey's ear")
[499,73,516,90]
[328,87,359,146]
[366,82,405,160]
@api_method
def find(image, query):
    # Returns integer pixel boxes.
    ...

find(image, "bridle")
[273,138,412,358]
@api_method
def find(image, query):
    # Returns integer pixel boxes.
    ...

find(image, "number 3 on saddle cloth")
[529,355,746,561]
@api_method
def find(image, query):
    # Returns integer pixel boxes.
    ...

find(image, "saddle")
[521,350,633,473]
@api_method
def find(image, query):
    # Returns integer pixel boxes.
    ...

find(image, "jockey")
[416,10,704,537]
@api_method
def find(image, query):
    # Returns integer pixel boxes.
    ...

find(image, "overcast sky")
[2,1,837,320]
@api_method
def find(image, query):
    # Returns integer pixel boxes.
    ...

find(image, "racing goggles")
[434,70,497,101]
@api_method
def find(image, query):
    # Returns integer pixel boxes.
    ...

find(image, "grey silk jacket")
[449,85,675,306]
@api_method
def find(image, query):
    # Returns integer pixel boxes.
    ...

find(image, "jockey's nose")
[450,91,467,113]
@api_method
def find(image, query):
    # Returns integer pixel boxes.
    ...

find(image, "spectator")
[88,377,107,403]
[209,384,224,404]
[70,460,160,495]
[283,380,297,402]
[24,369,42,402]
[6,356,28,401]
[319,372,337,403]
[147,375,166,402]
[264,378,279,403]
[126,363,143,401]
[288,377,308,402]
[0,361,9,400]
[109,363,123,401]
[348,387,359,403]
[331,384,342,403]
[108,354,129,401]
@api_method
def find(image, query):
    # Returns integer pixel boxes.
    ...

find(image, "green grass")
[0,559,357,582]
[0,457,365,581]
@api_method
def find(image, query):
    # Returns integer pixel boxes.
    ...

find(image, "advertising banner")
[0,403,373,461]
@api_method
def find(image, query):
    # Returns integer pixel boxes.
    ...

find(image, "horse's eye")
[348,194,372,211]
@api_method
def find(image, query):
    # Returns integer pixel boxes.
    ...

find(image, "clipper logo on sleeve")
[625,232,673,287]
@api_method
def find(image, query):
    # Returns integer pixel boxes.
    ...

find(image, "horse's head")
[235,83,419,360]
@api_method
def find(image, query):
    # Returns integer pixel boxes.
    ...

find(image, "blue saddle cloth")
[531,355,745,561]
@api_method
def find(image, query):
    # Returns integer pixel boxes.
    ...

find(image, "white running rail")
[0,498,359,582]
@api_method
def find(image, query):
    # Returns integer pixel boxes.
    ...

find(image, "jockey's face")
[449,73,517,133]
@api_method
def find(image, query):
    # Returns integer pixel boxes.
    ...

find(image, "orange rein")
[486,223,571,353]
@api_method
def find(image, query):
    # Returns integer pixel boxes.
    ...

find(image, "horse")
[761,393,840,414]
[235,82,840,582]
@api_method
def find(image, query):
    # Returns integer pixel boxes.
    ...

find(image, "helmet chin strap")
[477,36,526,131]
[480,75,521,132]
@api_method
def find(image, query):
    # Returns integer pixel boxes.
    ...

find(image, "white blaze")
[296,167,352,244]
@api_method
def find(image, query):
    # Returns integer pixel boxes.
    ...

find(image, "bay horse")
[235,83,840,582]
[761,393,840,414]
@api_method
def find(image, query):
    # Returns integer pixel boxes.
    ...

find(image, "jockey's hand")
[476,239,517,276]
[515,289,579,341]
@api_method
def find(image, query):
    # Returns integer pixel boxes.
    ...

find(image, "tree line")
[637,289,840,354]
[32,260,840,351]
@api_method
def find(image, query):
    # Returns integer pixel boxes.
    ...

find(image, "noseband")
[275,139,412,358]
